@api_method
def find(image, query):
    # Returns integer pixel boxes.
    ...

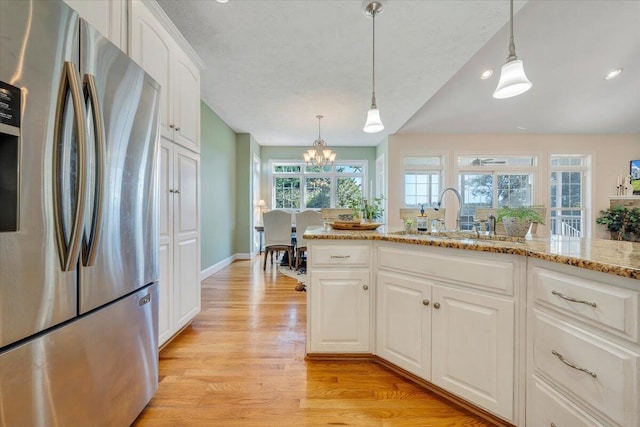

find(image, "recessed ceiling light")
[480,69,494,80]
[516,126,527,131]
[216,0,229,3]
[604,69,622,80]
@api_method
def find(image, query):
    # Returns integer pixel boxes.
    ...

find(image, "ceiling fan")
[472,157,507,166]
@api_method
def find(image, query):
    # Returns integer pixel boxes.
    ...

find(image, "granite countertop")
[304,226,640,280]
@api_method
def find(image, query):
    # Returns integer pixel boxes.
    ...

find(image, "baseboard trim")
[304,352,514,427]
[200,255,236,281]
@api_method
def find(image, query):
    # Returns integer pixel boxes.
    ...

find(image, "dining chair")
[294,210,323,271]
[262,209,294,270]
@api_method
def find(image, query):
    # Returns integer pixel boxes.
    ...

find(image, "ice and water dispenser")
[0,81,20,232]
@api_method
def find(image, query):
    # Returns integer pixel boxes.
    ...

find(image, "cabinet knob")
[363,285,369,291]
[175,127,181,131]
[169,124,175,129]
[174,189,181,194]
[550,423,557,427]
[422,299,430,306]
[433,302,440,309]
[169,189,174,193]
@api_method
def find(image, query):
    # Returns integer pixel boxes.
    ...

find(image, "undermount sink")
[390,230,525,244]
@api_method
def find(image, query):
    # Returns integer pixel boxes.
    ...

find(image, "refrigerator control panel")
[0,80,20,232]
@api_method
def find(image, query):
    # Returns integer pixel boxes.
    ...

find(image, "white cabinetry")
[376,271,431,379]
[375,244,521,423]
[63,0,127,51]
[527,259,640,427]
[158,140,201,346]
[431,285,514,420]
[129,0,201,153]
[307,243,372,353]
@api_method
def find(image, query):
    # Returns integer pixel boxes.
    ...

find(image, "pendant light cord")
[371,10,377,108]
[507,0,517,62]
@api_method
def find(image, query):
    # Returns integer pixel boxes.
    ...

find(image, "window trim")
[269,159,368,210]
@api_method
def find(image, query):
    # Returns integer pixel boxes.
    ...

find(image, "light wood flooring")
[133,257,493,426]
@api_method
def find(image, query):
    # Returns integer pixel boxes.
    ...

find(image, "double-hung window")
[271,161,367,210]
[458,155,536,229]
[403,156,442,207]
[549,155,589,237]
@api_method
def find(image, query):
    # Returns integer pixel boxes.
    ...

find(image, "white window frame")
[457,154,538,229]
[269,159,368,210]
[549,154,591,237]
[403,155,443,208]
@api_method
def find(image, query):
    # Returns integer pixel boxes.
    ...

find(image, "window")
[550,155,589,237]
[403,156,442,207]
[458,155,536,229]
[271,161,367,210]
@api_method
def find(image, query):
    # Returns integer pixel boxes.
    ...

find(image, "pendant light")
[302,115,336,167]
[493,0,532,99]
[363,1,384,133]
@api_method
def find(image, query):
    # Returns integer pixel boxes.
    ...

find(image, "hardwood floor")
[133,257,493,426]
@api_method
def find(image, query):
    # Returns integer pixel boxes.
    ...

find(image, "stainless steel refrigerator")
[0,1,160,425]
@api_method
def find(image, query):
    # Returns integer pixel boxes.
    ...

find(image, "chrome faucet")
[434,187,463,231]
[488,214,497,235]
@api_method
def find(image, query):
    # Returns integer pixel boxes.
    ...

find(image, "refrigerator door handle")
[82,74,104,267]
[53,61,88,271]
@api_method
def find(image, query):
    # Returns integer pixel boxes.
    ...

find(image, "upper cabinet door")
[129,0,201,153]
[63,0,127,52]
[173,52,200,152]
[129,1,174,141]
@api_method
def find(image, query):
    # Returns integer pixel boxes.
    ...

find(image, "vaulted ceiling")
[158,0,640,146]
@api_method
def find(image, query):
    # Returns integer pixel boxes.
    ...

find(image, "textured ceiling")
[157,0,640,146]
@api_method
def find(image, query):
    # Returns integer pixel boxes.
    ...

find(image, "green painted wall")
[200,101,237,268]
[234,134,261,254]
[259,146,377,205]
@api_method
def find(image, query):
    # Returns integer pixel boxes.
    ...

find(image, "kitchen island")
[304,227,640,426]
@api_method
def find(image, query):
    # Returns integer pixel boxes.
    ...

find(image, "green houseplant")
[596,204,640,241]
[496,206,545,237]
[352,195,385,222]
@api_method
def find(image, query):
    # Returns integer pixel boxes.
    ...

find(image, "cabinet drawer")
[311,245,369,267]
[532,310,639,426]
[528,376,605,427]
[378,246,514,294]
[531,267,640,342]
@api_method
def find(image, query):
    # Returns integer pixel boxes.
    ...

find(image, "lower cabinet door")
[431,285,515,421]
[309,270,370,353]
[376,271,431,379]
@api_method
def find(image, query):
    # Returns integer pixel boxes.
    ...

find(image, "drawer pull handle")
[551,290,597,308]
[330,255,351,259]
[551,350,597,378]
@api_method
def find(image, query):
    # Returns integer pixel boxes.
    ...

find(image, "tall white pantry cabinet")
[129,0,203,346]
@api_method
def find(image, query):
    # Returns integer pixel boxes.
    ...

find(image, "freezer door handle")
[53,61,88,271]
[81,74,104,267]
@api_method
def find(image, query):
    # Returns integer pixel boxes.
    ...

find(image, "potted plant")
[596,204,640,241]
[496,206,545,237]
[354,195,385,222]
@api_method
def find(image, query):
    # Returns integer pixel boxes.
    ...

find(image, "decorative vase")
[502,217,532,237]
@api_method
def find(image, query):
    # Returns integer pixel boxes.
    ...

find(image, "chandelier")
[303,115,336,167]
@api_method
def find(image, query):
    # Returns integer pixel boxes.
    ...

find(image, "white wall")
[386,134,640,239]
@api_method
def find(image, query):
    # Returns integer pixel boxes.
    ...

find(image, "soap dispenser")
[417,204,428,231]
